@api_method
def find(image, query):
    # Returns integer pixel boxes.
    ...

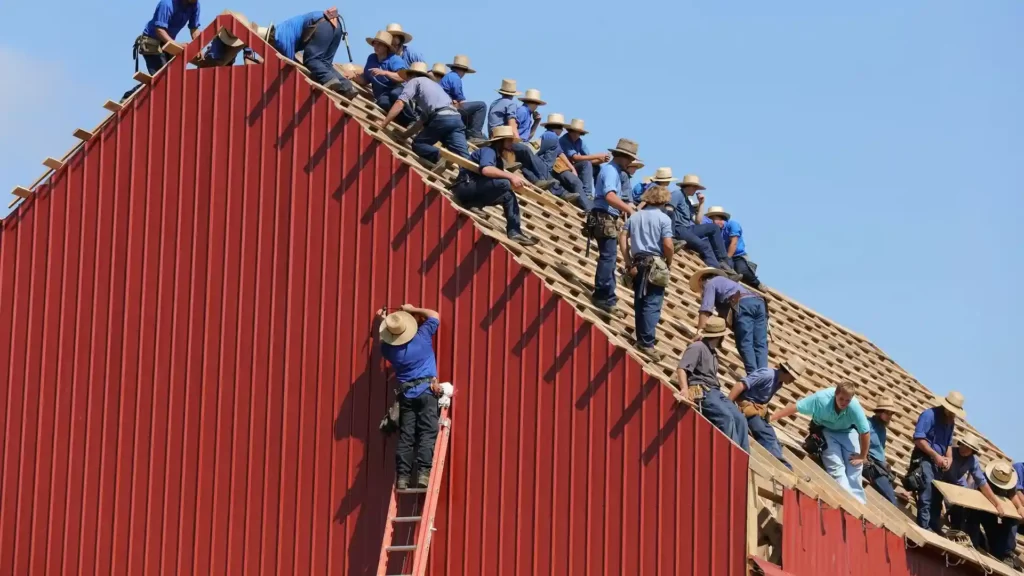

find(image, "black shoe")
[508,231,538,246]
[397,476,410,490]
[533,179,556,191]
[718,263,743,281]
[416,471,431,488]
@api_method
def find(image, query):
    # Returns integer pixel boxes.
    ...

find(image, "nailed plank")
[162,40,184,56]
[12,186,32,199]
[43,157,64,171]
[103,100,124,113]
[132,71,154,85]
[72,128,94,142]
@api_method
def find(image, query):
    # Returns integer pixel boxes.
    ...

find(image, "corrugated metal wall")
[0,16,748,576]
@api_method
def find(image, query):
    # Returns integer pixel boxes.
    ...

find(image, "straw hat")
[519,89,546,105]
[337,62,364,76]
[254,23,275,45]
[689,267,726,293]
[629,160,645,170]
[567,118,589,135]
[542,113,567,128]
[957,433,982,453]
[705,206,731,220]
[217,28,245,48]
[486,125,518,144]
[780,357,806,379]
[703,316,729,338]
[640,186,671,206]
[608,138,640,160]
[496,78,520,96]
[985,462,1019,491]
[649,167,678,184]
[379,311,418,346]
[366,30,395,49]
[427,63,448,80]
[678,174,706,190]
[398,61,430,80]
[936,391,966,420]
[872,396,897,414]
[449,55,476,73]
[385,23,413,43]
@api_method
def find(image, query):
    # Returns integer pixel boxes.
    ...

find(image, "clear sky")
[1,2,1021,454]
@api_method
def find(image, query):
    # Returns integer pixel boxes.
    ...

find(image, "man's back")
[625,207,672,257]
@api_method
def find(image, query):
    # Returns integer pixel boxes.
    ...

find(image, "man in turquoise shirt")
[772,382,872,503]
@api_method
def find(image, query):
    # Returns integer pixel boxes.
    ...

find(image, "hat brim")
[379,311,418,346]
[399,69,428,80]
[678,182,707,190]
[985,463,1019,491]
[542,122,566,128]
[390,31,413,43]
[450,64,476,73]
[703,327,729,339]
[650,178,678,184]
[939,399,966,419]
[567,126,589,135]
[217,29,246,48]
[609,148,639,160]
[366,37,392,48]
[689,267,726,293]
[497,89,521,96]
[957,440,981,453]
[484,133,518,145]
[705,211,731,220]
[519,97,547,105]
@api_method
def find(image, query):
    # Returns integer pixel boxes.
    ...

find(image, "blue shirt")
[1015,463,1024,491]
[270,11,322,60]
[631,181,651,204]
[669,189,699,230]
[536,131,562,172]
[398,77,454,115]
[513,105,533,140]
[559,133,590,159]
[624,207,672,257]
[699,275,755,315]
[593,163,630,216]
[143,0,200,39]
[459,146,504,181]
[945,452,987,489]
[363,53,407,98]
[795,387,872,433]
[488,97,518,133]
[913,407,954,457]
[439,71,466,102]
[381,317,440,398]
[704,217,746,256]
[868,416,888,463]
[739,367,783,405]
[399,49,426,66]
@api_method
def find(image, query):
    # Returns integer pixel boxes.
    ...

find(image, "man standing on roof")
[728,358,805,470]
[122,0,201,100]
[864,396,898,504]
[486,80,556,190]
[256,9,357,98]
[688,267,768,375]
[704,206,762,289]
[450,126,539,246]
[771,382,873,504]
[589,139,641,316]
[386,23,425,66]
[535,114,582,207]
[380,62,469,164]
[559,119,610,204]
[670,176,739,277]
[677,317,750,450]
[378,304,442,490]
[948,461,1019,567]
[906,392,965,531]
[355,30,416,126]
[436,56,487,144]
[620,186,675,361]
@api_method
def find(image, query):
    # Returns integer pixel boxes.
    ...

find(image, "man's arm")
[770,403,798,423]
[153,27,175,44]
[661,237,674,267]
[913,439,943,463]
[850,433,870,465]
[692,192,705,223]
[727,236,739,257]
[578,152,612,163]
[381,99,407,130]
[618,229,630,266]
[728,382,747,402]
[1011,491,1024,517]
[507,117,519,134]
[480,166,526,189]
[604,192,634,215]
[528,112,540,140]
[400,304,439,320]
[675,368,689,389]
[695,311,712,332]
[979,483,1007,516]
[191,28,200,40]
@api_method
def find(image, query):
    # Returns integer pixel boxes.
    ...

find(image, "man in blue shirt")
[436,55,486,143]
[907,392,965,531]
[386,23,425,66]
[381,62,468,164]
[534,114,583,207]
[122,0,200,100]
[619,186,675,360]
[630,168,676,205]
[262,10,357,97]
[378,304,443,489]
[355,30,416,126]
[863,396,898,504]
[560,119,610,203]
[669,176,739,278]
[589,139,640,315]
[949,461,1018,564]
[728,358,806,470]
[486,80,556,191]
[939,436,1008,539]
[689,268,768,375]
[451,126,539,246]
[704,206,762,290]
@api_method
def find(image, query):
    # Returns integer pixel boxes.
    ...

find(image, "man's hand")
[400,304,415,313]
[369,68,388,76]
[376,307,388,320]
[696,192,705,203]
[940,456,952,471]
[932,453,947,469]
[532,110,541,122]
[690,329,704,343]
[849,454,867,467]
[509,174,527,189]
[1015,505,1024,518]
[603,153,613,163]
[430,379,442,396]
[995,501,1007,516]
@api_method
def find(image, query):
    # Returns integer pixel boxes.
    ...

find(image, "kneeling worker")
[259,9,357,97]
[620,185,674,361]
[728,358,806,469]
[951,461,1018,565]
[381,62,469,163]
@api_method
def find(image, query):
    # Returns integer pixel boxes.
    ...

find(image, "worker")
[620,185,674,360]
[559,119,610,204]
[950,461,1018,566]
[704,206,762,289]
[450,126,539,246]
[677,317,750,450]
[535,114,582,206]
[258,9,357,97]
[436,55,487,144]
[589,139,641,316]
[770,382,872,504]
[629,168,676,206]
[380,62,469,163]
[688,268,768,375]
[486,80,555,190]
[671,176,739,276]
[385,23,424,66]
[355,30,415,126]
[122,0,201,100]
[864,396,898,505]
[906,391,965,532]
[939,436,1008,536]
[728,358,806,470]
[377,304,443,490]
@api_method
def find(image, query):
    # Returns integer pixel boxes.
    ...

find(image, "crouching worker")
[122,0,201,100]
[771,382,872,503]
[451,126,539,246]
[689,267,768,375]
[357,31,416,126]
[381,62,468,163]
[259,9,357,97]
[677,317,750,451]
[864,396,898,504]
[620,185,674,361]
[378,304,443,489]
[728,358,806,469]
[953,462,1019,566]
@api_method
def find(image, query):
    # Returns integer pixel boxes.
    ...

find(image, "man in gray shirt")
[620,185,674,360]
[676,316,750,451]
[381,61,469,164]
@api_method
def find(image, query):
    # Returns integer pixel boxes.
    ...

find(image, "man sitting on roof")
[487,80,556,190]
[907,392,965,532]
[631,168,676,206]
[704,206,762,289]
[434,56,487,144]
[589,139,641,316]
[864,396,898,504]
[535,114,582,207]
[386,23,425,66]
[688,267,768,375]
[949,461,1019,567]
[559,119,609,204]
[450,126,539,246]
[355,30,416,126]
[620,186,675,361]
[771,382,872,504]
[380,62,469,164]
[937,436,1009,535]
[122,0,201,100]
[678,317,750,450]
[257,9,358,98]
[728,358,806,470]
[671,176,739,277]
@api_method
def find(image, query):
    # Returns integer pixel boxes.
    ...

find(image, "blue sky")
[1,2,1021,454]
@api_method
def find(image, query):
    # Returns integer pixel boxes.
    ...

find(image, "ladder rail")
[410,406,452,575]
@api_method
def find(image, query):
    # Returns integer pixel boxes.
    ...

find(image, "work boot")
[591,297,625,319]
[396,476,410,490]
[533,179,556,191]
[468,137,487,146]
[508,231,538,246]
[562,192,581,204]
[639,346,663,362]
[718,262,743,281]
[416,471,431,488]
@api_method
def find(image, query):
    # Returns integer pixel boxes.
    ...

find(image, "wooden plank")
[934,480,1021,520]
[12,186,31,199]
[43,157,64,171]
[162,41,184,56]
[747,470,759,557]
[103,100,124,113]
[132,71,153,85]
[72,128,94,142]
[438,148,479,173]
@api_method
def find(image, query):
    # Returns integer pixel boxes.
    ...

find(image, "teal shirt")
[795,388,871,434]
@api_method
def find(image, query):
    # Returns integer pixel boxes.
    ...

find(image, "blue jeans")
[376,86,417,126]
[512,143,550,184]
[556,171,594,211]
[701,389,750,451]
[748,415,790,469]
[572,160,596,199]
[592,234,618,306]
[458,101,487,139]
[632,273,664,348]
[303,19,356,95]
[916,458,944,532]
[675,223,729,268]
[733,297,768,374]
[821,427,866,503]
[452,178,522,235]
[412,113,468,163]
[869,466,898,505]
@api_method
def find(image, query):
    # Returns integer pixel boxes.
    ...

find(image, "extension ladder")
[376,404,452,576]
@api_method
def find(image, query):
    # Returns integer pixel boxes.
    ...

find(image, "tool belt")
[902,451,928,492]
[627,254,669,289]
[134,34,163,56]
[426,106,459,124]
[585,210,620,240]
[803,422,827,460]
[553,155,573,174]
[864,456,894,484]
[399,377,435,393]
[737,399,770,419]
[686,385,706,403]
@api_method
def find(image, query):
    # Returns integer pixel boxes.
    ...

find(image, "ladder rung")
[392,516,422,523]
[386,544,417,553]
[396,488,427,495]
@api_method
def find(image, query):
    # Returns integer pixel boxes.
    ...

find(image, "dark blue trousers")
[701,389,750,451]
[632,273,664,348]
[748,415,790,469]
[303,18,356,95]
[412,114,468,163]
[452,178,523,235]
[733,297,768,374]
[675,222,729,268]
[458,101,487,140]
[592,234,618,306]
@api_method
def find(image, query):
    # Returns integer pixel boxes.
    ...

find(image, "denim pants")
[632,273,664,348]
[412,113,469,163]
[820,427,866,503]
[572,160,596,199]
[512,143,550,184]
[733,255,761,288]
[556,171,594,211]
[458,101,487,139]
[592,234,618,306]
[396,391,440,478]
[376,86,417,126]
[701,389,750,451]
[303,19,356,95]
[675,222,729,268]
[976,511,1018,559]
[452,178,523,234]
[915,458,945,532]
[748,415,790,469]
[733,297,768,374]
[868,465,898,505]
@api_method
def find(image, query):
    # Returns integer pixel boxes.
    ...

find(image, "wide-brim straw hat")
[336,62,364,76]
[519,89,546,105]
[705,206,731,220]
[567,118,588,134]
[496,78,520,96]
[379,311,418,346]
[703,316,729,338]
[217,28,246,48]
[254,24,275,45]
[936,391,966,419]
[542,113,567,128]
[398,61,430,80]
[689,267,726,293]
[486,125,518,144]
[428,63,448,79]
[957,433,982,453]
[640,186,671,205]
[366,30,395,49]
[678,174,706,190]
[649,167,678,184]
[629,160,645,170]
[872,396,897,414]
[608,138,640,160]
[780,357,806,379]
[385,23,413,43]
[985,462,1019,491]
[449,54,476,73]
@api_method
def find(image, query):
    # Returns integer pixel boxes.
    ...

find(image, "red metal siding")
[0,15,747,575]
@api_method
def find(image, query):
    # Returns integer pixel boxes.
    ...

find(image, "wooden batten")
[72,128,94,142]
[103,100,124,113]
[132,71,154,85]
[43,157,64,171]
[162,41,184,56]
[12,186,32,199]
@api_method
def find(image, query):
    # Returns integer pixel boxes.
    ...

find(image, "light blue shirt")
[399,48,426,66]
[514,105,533,140]
[271,11,322,60]
[868,416,888,462]
[624,207,672,257]
[439,71,466,101]
[559,133,590,159]
[398,77,454,116]
[795,387,871,434]
[143,0,200,39]
[593,163,630,217]
[488,97,518,133]
[669,189,699,230]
